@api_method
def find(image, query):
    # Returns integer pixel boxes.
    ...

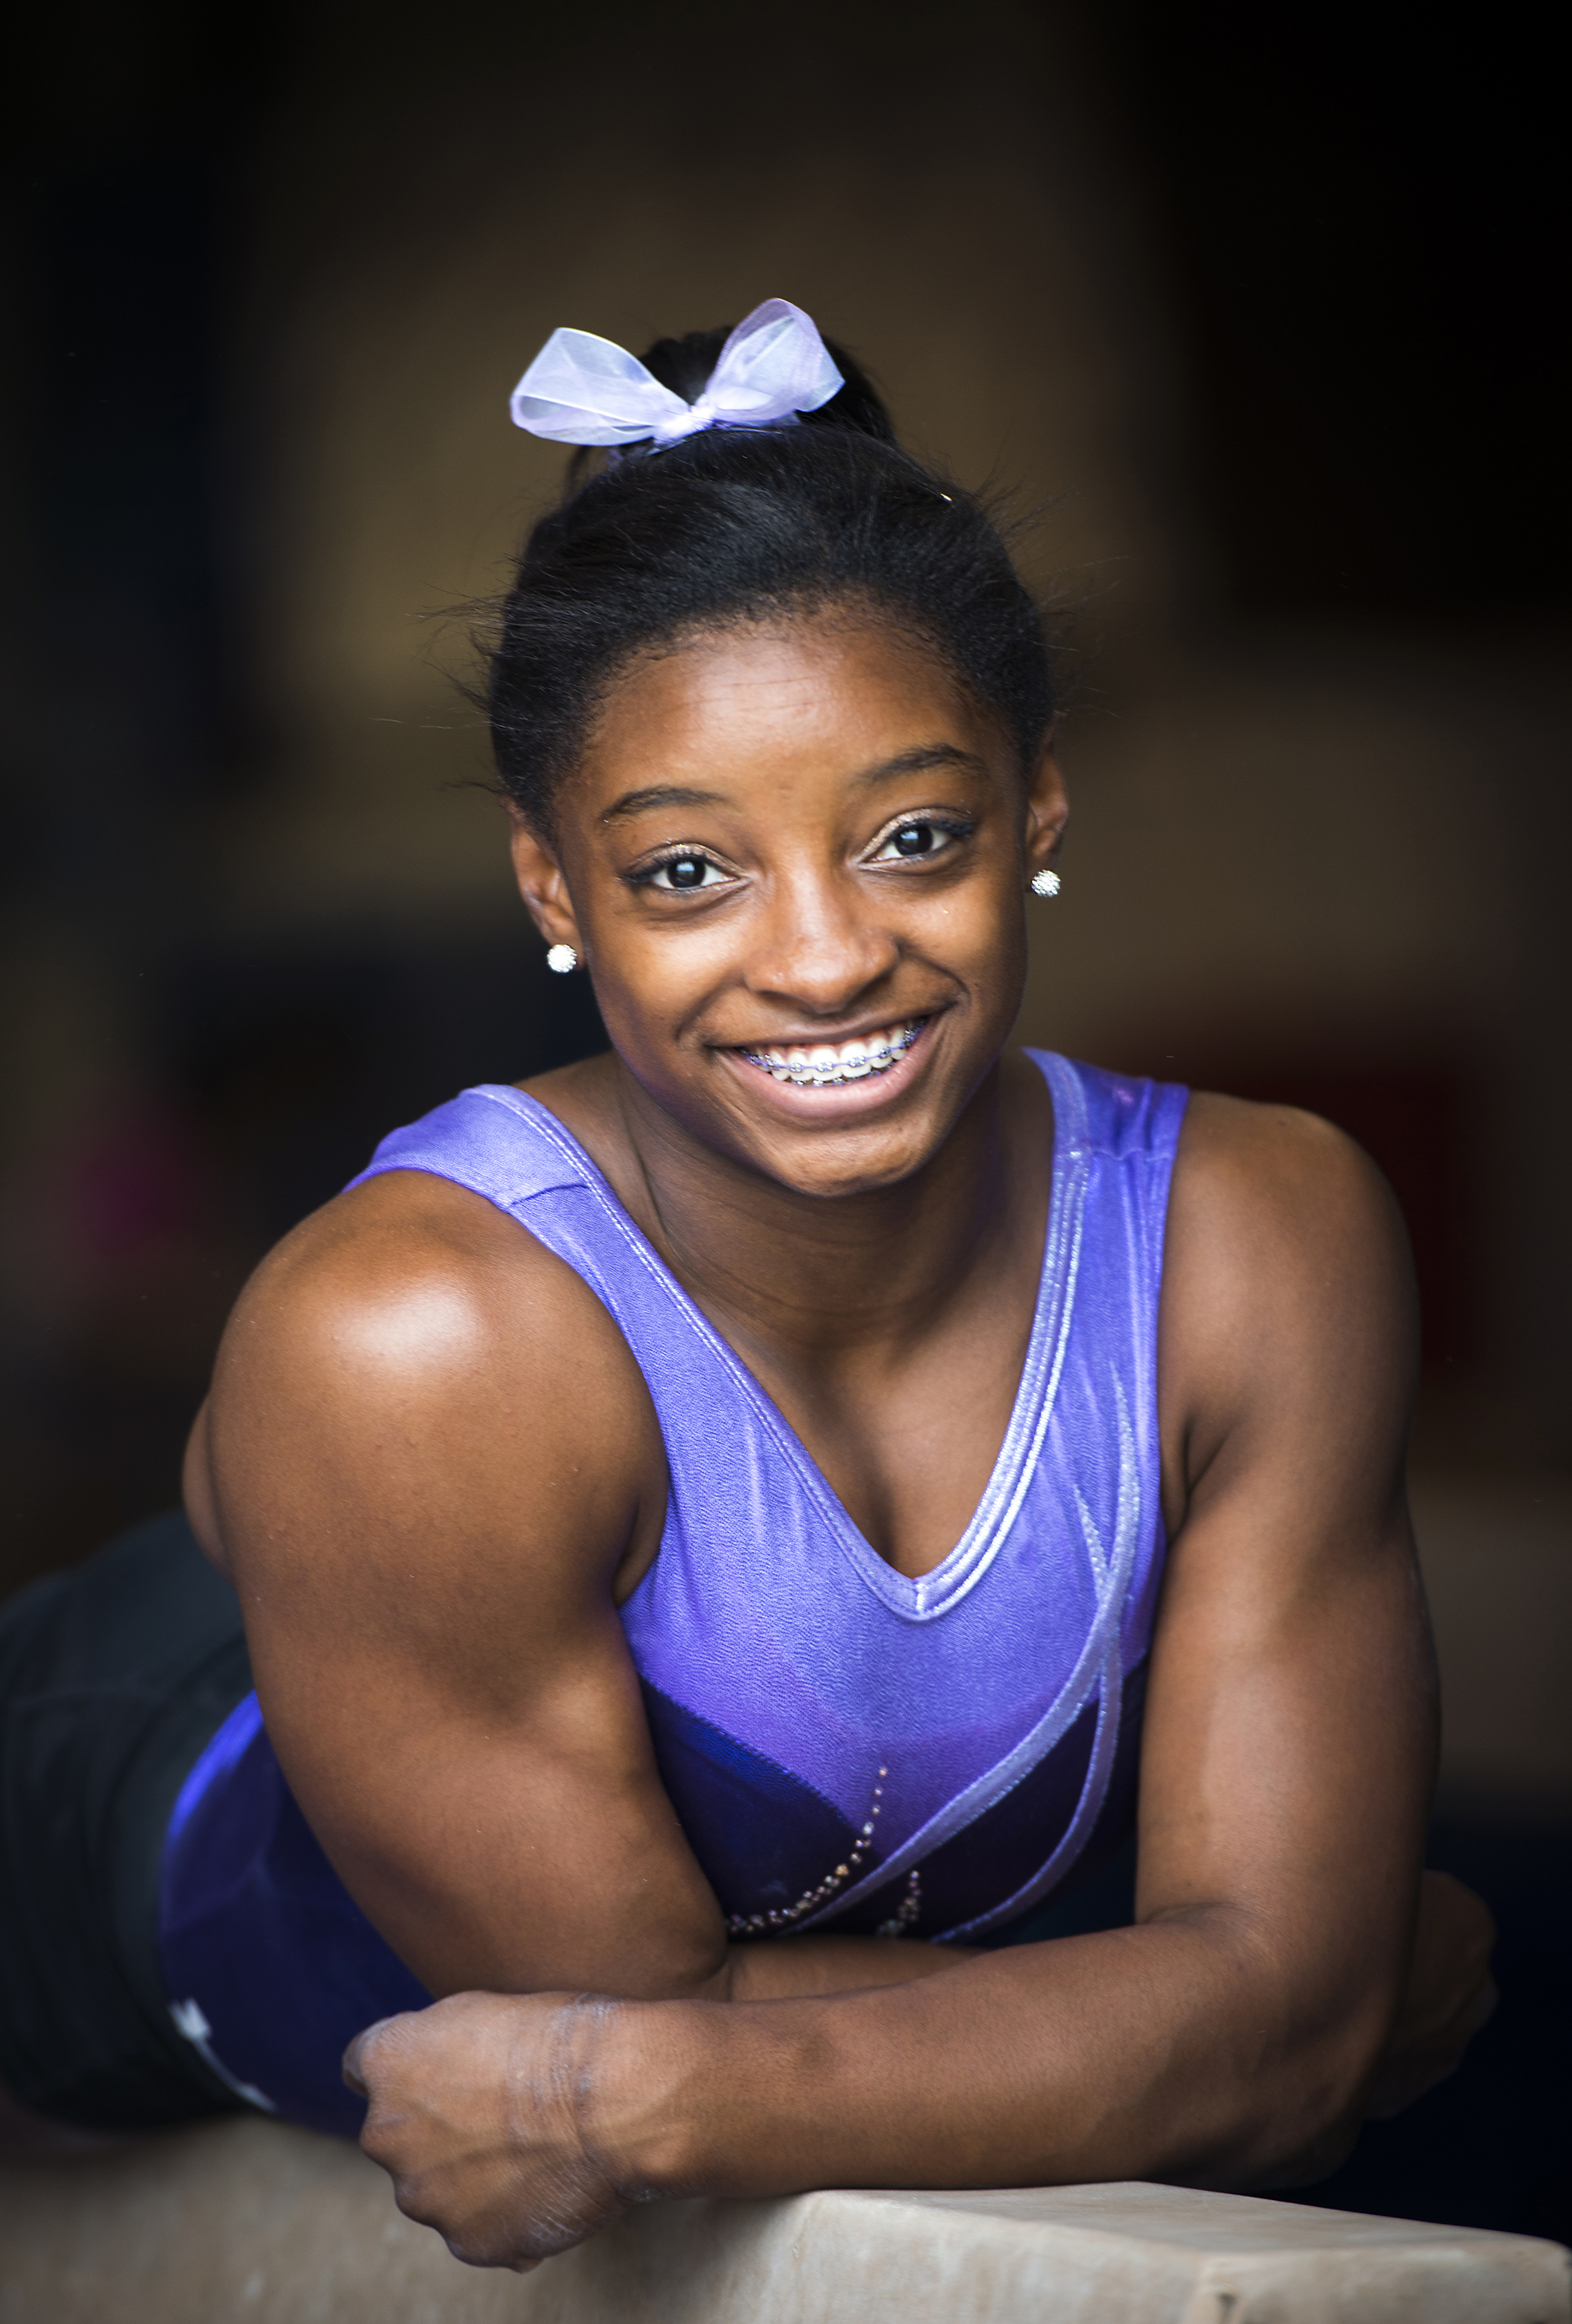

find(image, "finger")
[445,2239,545,2275]
[1419,1869,1498,1956]
[443,2231,544,2276]
[342,2015,401,2095]
[1459,1973,1500,2043]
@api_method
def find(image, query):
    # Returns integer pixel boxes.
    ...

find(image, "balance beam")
[1,2114,1566,2322]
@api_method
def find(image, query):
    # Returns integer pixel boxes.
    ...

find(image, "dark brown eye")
[872,813,974,866]
[644,851,726,892]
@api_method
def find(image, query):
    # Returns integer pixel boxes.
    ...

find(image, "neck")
[600,1054,1040,1370]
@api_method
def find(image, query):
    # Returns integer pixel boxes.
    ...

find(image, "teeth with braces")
[738,1022,923,1088]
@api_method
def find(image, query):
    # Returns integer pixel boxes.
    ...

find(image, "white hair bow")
[509,297,844,449]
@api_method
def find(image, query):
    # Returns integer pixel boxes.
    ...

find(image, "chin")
[745,1109,955,1202]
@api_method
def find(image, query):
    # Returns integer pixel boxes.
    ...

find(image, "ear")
[508,811,585,958]
[1022,722,1069,881]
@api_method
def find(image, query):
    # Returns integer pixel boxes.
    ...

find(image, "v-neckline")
[490,1051,1089,1624]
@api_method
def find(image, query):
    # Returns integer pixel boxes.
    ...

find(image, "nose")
[743,863,901,1019]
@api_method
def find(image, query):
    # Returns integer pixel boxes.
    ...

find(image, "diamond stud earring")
[546,944,578,974]
[1030,868,1061,898]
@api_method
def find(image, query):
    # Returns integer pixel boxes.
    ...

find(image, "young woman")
[1,301,1493,2262]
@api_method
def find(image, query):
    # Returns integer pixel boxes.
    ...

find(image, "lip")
[716,1013,938,1117]
[728,1009,927,1056]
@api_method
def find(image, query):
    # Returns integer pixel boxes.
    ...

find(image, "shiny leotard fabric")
[158,1052,1186,2133]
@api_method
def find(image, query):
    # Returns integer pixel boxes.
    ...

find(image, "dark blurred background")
[3,0,1567,2238]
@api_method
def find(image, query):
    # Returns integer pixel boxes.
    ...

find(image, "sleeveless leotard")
[158,1052,1186,2133]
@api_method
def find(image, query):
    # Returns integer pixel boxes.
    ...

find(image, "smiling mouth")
[734,1019,926,1089]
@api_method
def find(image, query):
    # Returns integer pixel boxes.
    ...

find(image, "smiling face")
[511,610,1066,1200]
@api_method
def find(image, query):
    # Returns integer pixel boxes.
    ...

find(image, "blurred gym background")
[3,0,1566,2236]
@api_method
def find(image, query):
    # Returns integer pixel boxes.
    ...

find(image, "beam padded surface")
[1,2116,1567,2323]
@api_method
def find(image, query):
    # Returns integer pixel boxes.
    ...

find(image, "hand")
[1364,1869,1498,2119]
[345,1990,635,2271]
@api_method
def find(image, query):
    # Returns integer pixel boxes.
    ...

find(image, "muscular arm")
[349,1098,1454,2261]
[620,1100,1437,2188]
[194,1171,952,2008]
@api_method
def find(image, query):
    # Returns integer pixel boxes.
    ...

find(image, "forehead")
[575,614,996,803]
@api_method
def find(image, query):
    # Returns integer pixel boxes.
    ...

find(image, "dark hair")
[485,324,1054,834]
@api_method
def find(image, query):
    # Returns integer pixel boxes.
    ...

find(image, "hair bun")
[635,324,899,448]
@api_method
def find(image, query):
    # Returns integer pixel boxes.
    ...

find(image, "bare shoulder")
[216,1167,645,1423]
[1161,1092,1419,1477]
[201,1167,661,1599]
[1171,1089,1411,1281]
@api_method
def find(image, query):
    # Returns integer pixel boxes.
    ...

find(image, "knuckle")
[346,2014,397,2087]
[359,2118,401,2171]
[390,2170,444,2230]
[441,2219,543,2272]
[443,2233,499,2270]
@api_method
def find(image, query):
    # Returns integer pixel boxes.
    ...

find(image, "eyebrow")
[854,744,986,786]
[600,785,726,826]
[599,745,985,827]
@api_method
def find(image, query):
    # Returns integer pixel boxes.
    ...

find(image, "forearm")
[593,1913,1374,2200]
[346,1906,1402,2271]
[720,1934,974,2000]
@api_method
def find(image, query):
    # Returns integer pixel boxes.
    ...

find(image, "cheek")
[586,886,741,1009]
[582,931,707,1072]
[917,864,1025,965]
[938,882,1030,1026]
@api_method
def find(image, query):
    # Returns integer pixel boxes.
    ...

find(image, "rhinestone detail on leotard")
[724,1766,889,1936]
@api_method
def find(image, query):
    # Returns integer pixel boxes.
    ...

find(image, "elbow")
[1241,2083,1366,2194]
[1219,2008,1391,2194]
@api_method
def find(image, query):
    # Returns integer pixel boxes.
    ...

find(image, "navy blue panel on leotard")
[640,1681,861,1910]
[160,1696,426,2135]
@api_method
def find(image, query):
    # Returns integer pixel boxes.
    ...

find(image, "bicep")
[1138,1100,1436,2050]
[261,1604,724,2004]
[204,1180,727,2002]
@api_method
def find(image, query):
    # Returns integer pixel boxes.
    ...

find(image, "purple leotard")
[159,1052,1186,2133]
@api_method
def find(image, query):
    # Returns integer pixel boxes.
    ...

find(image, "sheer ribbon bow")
[509,297,843,449]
